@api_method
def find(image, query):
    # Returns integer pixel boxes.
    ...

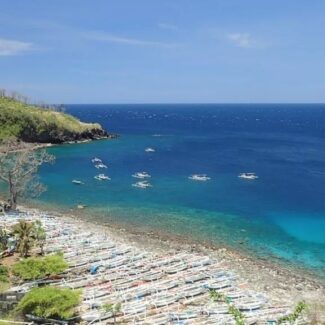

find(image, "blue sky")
[1,0,325,103]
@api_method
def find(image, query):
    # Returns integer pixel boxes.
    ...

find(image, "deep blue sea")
[37,104,325,275]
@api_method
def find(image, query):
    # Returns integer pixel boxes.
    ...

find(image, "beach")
[3,204,324,324]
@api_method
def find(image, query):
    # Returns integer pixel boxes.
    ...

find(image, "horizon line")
[62,102,325,106]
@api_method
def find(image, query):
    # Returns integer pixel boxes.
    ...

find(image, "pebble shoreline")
[16,204,325,323]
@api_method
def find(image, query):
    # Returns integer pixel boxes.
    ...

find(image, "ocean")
[37,104,325,276]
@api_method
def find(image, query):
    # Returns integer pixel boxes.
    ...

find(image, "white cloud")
[0,38,33,56]
[158,23,178,31]
[83,31,179,48]
[227,33,256,48]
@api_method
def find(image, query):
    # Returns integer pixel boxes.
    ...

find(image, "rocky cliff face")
[21,126,117,144]
[0,96,118,144]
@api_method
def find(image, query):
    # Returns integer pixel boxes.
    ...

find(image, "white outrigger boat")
[72,179,84,185]
[238,172,258,180]
[94,174,111,181]
[91,157,102,163]
[132,181,152,189]
[188,174,211,181]
[95,163,108,169]
[132,172,151,179]
[145,147,155,152]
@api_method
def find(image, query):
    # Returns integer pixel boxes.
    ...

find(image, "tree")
[12,220,36,257]
[0,139,54,210]
[0,228,8,252]
[12,254,68,281]
[16,286,81,320]
[102,302,121,324]
[34,220,46,255]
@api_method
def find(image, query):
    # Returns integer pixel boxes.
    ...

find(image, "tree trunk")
[40,242,44,255]
[8,172,18,210]
[9,189,17,210]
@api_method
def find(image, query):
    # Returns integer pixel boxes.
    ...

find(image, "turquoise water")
[34,104,325,275]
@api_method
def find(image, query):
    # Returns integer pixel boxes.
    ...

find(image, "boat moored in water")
[188,174,211,181]
[132,181,152,188]
[94,174,111,181]
[132,172,151,179]
[91,157,102,163]
[72,180,84,185]
[95,163,108,169]
[145,147,155,152]
[238,172,258,180]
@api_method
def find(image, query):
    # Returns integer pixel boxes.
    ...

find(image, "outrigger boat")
[238,172,258,180]
[188,174,211,181]
[94,174,111,181]
[91,157,102,163]
[72,180,84,185]
[95,163,108,169]
[132,181,152,188]
[132,172,151,179]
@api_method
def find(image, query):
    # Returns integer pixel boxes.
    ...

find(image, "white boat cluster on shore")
[1,209,300,325]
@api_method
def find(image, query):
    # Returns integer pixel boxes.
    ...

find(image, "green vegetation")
[12,220,36,257]
[228,304,245,325]
[16,286,81,320]
[0,265,10,292]
[12,254,67,281]
[0,96,105,143]
[102,302,121,324]
[277,301,307,324]
[209,289,245,325]
[11,220,48,256]
[33,220,46,255]
[209,289,227,302]
[0,228,8,251]
[0,265,9,282]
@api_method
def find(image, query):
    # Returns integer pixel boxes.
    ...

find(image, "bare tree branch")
[0,139,55,209]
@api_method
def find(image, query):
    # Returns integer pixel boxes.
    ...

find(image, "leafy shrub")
[228,304,245,325]
[16,286,81,320]
[0,265,9,283]
[277,301,307,324]
[209,289,226,302]
[12,254,67,280]
[209,289,245,325]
